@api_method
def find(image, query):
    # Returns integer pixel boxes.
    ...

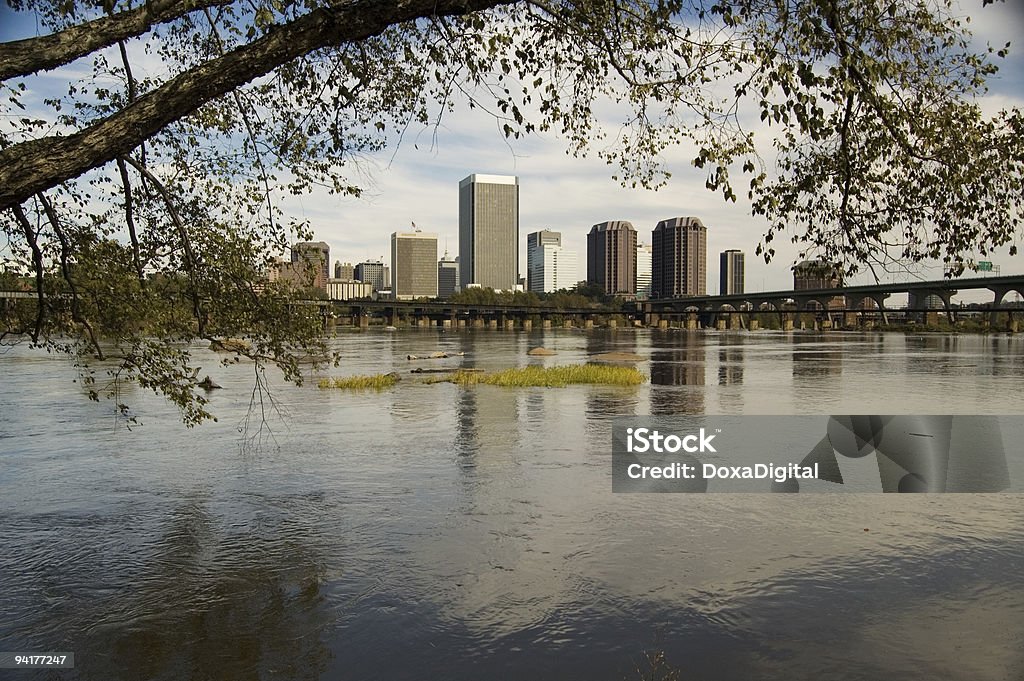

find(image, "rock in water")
[198,375,222,390]
[527,347,557,356]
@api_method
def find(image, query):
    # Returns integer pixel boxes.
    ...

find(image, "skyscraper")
[459,174,519,290]
[527,229,579,293]
[636,243,652,299]
[587,221,637,295]
[391,231,438,299]
[720,249,744,295]
[354,260,386,292]
[437,252,459,298]
[652,217,706,298]
[291,241,330,290]
[334,261,355,281]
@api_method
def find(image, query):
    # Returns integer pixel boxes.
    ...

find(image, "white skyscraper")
[636,243,652,299]
[527,230,578,293]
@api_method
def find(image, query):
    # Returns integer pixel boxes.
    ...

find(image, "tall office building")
[391,231,438,299]
[459,174,519,290]
[438,252,459,298]
[334,261,355,280]
[587,221,637,295]
[354,260,386,292]
[792,259,842,290]
[652,217,707,298]
[527,230,579,293]
[636,243,653,299]
[720,249,744,295]
[291,241,330,290]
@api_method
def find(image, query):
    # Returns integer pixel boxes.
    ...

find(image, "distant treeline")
[448,283,623,311]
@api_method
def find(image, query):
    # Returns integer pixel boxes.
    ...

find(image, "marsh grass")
[318,373,399,390]
[435,364,646,387]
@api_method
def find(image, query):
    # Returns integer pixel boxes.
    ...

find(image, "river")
[1,329,1023,680]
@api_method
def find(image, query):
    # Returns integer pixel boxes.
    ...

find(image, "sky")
[2,1,1023,295]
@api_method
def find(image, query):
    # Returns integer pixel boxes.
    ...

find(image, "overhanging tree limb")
[0,0,234,81]
[0,0,513,211]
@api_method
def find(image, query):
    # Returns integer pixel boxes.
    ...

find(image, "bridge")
[328,298,616,330]
[638,274,1024,330]
[4,273,1023,331]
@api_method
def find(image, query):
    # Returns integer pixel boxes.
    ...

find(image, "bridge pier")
[687,313,698,330]
[990,286,1011,327]
[488,319,498,329]
[749,319,759,331]
[523,318,533,331]
[543,319,552,329]
[608,319,618,329]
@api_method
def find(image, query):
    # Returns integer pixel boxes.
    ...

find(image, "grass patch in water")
[436,363,646,387]
[318,373,399,390]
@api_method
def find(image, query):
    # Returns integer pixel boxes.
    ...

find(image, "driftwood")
[407,351,465,360]
[410,367,483,374]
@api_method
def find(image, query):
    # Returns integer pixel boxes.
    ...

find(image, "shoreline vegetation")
[318,364,647,390]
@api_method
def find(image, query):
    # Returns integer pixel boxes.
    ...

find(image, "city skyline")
[1,5,1021,300]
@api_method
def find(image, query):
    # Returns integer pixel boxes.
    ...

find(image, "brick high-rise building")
[587,221,637,295]
[652,217,706,298]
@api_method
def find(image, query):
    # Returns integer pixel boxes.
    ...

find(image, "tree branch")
[0,0,234,82]
[0,0,513,211]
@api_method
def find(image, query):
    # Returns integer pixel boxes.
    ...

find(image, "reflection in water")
[2,495,330,681]
[649,331,705,415]
[718,344,745,386]
[791,335,843,379]
[3,331,1024,681]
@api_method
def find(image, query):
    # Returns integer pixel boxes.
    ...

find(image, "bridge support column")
[658,319,669,330]
[442,318,452,328]
[584,319,594,329]
[505,318,515,330]
[749,319,759,331]
[472,317,484,329]
[543,319,552,329]
[608,319,618,329]
[687,314,698,330]
[783,314,794,331]
[488,319,498,329]
[647,313,660,328]
[359,314,370,328]
[716,317,727,331]
[990,287,1010,326]
[523,318,533,331]
[458,318,467,328]
[563,319,574,329]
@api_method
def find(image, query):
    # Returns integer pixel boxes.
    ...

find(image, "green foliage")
[439,363,646,387]
[318,373,400,390]
[448,283,622,310]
